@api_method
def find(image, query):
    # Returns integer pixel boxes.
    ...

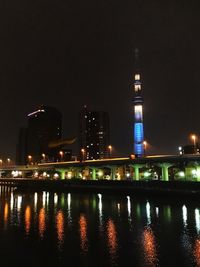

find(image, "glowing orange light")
[39,208,46,239]
[79,214,88,252]
[194,239,200,266]
[56,210,64,245]
[25,206,31,235]
[142,227,157,266]
[4,203,8,225]
[107,219,117,259]
[59,150,64,158]
[191,134,197,146]
[130,154,135,159]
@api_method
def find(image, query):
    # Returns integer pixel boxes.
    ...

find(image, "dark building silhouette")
[16,105,62,164]
[27,105,62,162]
[79,106,110,160]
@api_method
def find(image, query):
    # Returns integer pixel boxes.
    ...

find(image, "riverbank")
[0,178,200,196]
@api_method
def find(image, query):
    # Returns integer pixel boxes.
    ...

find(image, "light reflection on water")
[56,210,64,247]
[39,207,46,239]
[25,206,31,235]
[4,202,8,227]
[107,219,117,263]
[79,214,88,252]
[142,227,157,267]
[194,239,200,266]
[0,186,200,266]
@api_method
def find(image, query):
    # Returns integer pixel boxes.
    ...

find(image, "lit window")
[135,84,141,92]
[135,74,140,80]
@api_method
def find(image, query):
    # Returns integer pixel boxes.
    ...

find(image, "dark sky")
[0,0,200,160]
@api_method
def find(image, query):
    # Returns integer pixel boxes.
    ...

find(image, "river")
[0,186,199,266]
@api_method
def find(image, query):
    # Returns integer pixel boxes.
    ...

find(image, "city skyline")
[0,1,199,159]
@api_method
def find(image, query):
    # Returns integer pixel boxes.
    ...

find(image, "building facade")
[79,106,110,160]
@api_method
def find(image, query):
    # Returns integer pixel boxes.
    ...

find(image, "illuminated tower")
[133,49,144,157]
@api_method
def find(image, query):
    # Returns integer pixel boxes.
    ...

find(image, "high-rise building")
[133,49,144,157]
[26,105,62,162]
[79,106,110,160]
[16,105,62,164]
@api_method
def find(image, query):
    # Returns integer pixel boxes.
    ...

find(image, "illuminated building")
[133,49,144,157]
[79,105,110,160]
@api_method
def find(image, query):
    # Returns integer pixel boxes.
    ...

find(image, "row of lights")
[81,142,148,159]
[0,158,11,165]
[27,151,65,163]
[81,145,113,159]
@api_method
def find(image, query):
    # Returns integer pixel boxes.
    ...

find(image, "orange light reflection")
[142,227,158,266]
[194,239,200,266]
[107,219,117,259]
[39,208,46,239]
[56,210,64,245]
[4,202,8,225]
[25,206,31,235]
[79,214,88,252]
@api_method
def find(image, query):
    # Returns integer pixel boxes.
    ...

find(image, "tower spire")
[133,48,144,157]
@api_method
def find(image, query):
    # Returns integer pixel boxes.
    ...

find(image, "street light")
[28,155,32,164]
[191,134,197,153]
[81,148,85,161]
[0,159,2,165]
[7,158,11,165]
[108,145,112,158]
[42,153,46,162]
[59,151,64,161]
[143,141,147,156]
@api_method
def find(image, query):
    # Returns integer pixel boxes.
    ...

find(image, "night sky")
[0,0,200,160]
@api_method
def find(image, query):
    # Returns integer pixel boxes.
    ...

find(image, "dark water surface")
[0,186,200,266]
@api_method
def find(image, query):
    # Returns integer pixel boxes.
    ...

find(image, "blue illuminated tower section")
[133,49,144,157]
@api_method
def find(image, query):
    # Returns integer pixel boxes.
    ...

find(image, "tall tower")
[133,49,144,157]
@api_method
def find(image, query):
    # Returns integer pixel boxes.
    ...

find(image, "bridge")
[1,154,200,182]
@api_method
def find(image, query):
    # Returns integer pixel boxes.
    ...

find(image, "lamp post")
[28,155,32,164]
[81,148,85,161]
[59,151,64,162]
[191,135,197,154]
[42,153,46,162]
[108,145,112,158]
[0,159,2,166]
[7,158,11,165]
[143,141,147,156]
